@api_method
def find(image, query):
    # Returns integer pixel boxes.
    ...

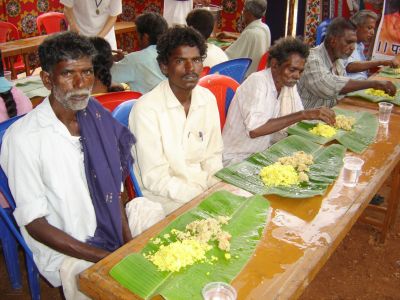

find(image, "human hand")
[374,80,397,96]
[112,49,125,62]
[305,107,336,126]
[390,54,400,68]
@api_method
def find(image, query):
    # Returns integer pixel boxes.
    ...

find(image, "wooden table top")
[0,22,136,58]
[78,103,400,300]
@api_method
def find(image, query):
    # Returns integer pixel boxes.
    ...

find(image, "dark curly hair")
[135,12,168,45]
[89,37,114,91]
[38,31,96,73]
[156,26,207,65]
[186,9,215,39]
[0,90,17,118]
[268,36,309,66]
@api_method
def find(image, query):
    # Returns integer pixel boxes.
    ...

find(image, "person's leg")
[60,257,93,300]
[125,197,165,237]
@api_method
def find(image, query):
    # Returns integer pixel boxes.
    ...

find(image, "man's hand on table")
[303,107,336,126]
[374,80,397,96]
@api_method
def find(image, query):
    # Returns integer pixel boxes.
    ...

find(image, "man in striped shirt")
[298,17,396,109]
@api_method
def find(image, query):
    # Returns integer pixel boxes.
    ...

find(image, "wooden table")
[79,103,400,299]
[0,22,136,79]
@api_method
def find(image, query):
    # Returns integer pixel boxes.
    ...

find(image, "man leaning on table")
[298,17,397,109]
[0,32,164,300]
[130,27,223,215]
[345,10,400,80]
[222,37,336,166]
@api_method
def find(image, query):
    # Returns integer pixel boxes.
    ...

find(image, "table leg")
[22,53,31,77]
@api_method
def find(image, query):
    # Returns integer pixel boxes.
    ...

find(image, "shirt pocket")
[185,130,207,163]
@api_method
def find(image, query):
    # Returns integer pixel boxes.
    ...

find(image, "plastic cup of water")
[342,157,364,188]
[3,70,12,81]
[202,282,237,300]
[378,102,393,124]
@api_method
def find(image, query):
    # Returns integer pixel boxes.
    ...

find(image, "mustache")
[66,89,91,98]
[182,73,199,80]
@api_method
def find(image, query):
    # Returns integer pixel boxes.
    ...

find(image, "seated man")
[345,10,400,80]
[111,12,168,94]
[0,32,163,299]
[298,17,397,109]
[222,37,336,166]
[219,0,271,76]
[186,8,229,67]
[130,27,223,215]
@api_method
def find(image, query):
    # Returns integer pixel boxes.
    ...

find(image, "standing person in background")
[186,9,228,67]
[163,0,210,26]
[218,0,271,77]
[61,0,122,49]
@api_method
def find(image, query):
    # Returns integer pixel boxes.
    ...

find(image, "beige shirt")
[130,80,223,214]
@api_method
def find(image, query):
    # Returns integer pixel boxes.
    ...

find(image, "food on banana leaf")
[144,216,231,272]
[386,68,400,74]
[335,114,356,131]
[259,151,314,187]
[309,123,337,137]
[364,88,395,100]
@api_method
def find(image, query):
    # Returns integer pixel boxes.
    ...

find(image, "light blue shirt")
[344,42,368,80]
[111,45,166,94]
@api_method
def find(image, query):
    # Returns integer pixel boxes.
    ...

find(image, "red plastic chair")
[200,66,211,78]
[36,12,67,34]
[198,74,239,130]
[257,51,269,71]
[94,91,142,112]
[0,21,26,79]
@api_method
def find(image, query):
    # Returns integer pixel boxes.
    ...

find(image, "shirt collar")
[320,42,334,69]
[163,80,207,110]
[245,19,263,30]
[265,68,278,95]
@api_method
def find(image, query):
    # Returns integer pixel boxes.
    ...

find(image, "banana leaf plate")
[215,135,346,198]
[378,67,400,79]
[287,108,378,153]
[110,190,270,300]
[346,82,400,105]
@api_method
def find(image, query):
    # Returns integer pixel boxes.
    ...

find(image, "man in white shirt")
[61,0,122,49]
[130,27,223,215]
[219,0,271,76]
[222,37,336,166]
[186,8,228,68]
[0,32,163,300]
[111,12,168,93]
[345,10,400,80]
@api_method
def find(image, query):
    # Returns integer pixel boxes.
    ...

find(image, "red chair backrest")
[36,12,67,34]
[200,66,211,78]
[0,21,20,42]
[94,91,142,111]
[257,51,269,71]
[198,74,239,130]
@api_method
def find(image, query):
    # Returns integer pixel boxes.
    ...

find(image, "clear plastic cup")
[378,102,393,124]
[202,282,237,300]
[3,70,12,81]
[342,157,364,188]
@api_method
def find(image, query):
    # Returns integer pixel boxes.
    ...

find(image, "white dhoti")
[59,197,165,300]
